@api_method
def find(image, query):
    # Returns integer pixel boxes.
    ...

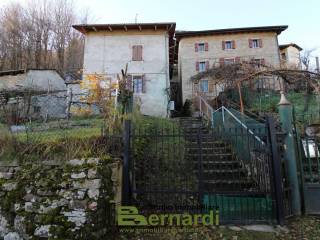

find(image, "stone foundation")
[0,157,121,239]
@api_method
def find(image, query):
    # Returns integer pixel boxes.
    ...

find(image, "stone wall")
[0,157,121,240]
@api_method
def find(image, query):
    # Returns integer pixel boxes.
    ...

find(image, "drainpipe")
[278,91,301,215]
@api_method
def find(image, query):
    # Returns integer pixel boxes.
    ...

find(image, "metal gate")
[122,112,285,224]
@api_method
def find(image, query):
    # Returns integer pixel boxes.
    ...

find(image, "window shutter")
[196,61,199,71]
[195,43,198,52]
[259,39,263,48]
[248,39,253,48]
[208,82,214,93]
[235,57,241,63]
[222,41,225,50]
[205,42,209,51]
[142,74,146,93]
[126,75,132,90]
[138,45,143,60]
[219,58,224,66]
[206,61,209,70]
[232,40,236,49]
[261,58,266,65]
[132,46,136,60]
[132,45,143,60]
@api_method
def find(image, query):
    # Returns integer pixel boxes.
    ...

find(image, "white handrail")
[221,106,265,145]
[197,96,265,145]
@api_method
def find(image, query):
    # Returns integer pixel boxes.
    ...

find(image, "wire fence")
[0,89,123,163]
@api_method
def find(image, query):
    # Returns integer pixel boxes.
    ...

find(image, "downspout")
[165,33,170,117]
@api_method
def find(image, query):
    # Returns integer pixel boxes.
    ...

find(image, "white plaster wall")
[178,32,281,102]
[83,31,170,117]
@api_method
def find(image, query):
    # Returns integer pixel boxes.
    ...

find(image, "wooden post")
[237,82,244,113]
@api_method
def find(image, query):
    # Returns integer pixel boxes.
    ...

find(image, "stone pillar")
[278,92,301,215]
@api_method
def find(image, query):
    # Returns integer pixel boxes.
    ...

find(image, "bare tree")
[300,48,317,71]
[0,0,86,73]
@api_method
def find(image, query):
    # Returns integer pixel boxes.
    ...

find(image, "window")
[199,61,206,72]
[200,80,209,93]
[251,58,265,67]
[281,53,287,60]
[132,45,143,61]
[250,39,262,48]
[133,75,143,93]
[225,41,233,49]
[252,39,259,48]
[224,58,235,65]
[198,43,205,52]
[195,42,208,52]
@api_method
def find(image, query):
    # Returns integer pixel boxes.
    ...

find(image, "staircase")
[179,117,256,192]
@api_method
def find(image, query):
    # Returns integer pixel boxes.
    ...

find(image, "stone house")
[279,43,302,69]
[73,22,176,117]
[0,69,67,122]
[175,26,288,103]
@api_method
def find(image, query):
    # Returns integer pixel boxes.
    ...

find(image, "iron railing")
[195,96,285,224]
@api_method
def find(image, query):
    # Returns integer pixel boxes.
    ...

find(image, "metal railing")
[197,96,271,193]
[197,95,266,145]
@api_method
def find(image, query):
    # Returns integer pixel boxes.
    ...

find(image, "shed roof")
[279,43,303,51]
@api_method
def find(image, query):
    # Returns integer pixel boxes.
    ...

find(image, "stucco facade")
[279,44,302,69]
[74,23,175,117]
[176,27,287,102]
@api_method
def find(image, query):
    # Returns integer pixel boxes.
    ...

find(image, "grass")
[228,88,320,125]
[0,116,107,162]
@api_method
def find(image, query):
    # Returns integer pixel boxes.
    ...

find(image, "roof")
[73,22,176,35]
[73,22,177,65]
[175,25,288,39]
[279,43,303,51]
[0,69,25,77]
[0,69,66,93]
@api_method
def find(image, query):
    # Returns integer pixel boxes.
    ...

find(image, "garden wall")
[0,157,122,240]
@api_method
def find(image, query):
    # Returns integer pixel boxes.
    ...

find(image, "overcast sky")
[1,0,319,59]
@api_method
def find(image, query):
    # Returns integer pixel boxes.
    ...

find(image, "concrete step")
[193,161,242,170]
[188,153,234,161]
[187,147,232,154]
[186,141,229,148]
[194,168,247,179]
[200,179,256,191]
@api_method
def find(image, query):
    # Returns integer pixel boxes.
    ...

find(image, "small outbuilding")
[0,69,67,123]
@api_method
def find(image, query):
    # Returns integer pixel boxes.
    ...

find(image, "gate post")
[266,115,285,225]
[122,120,131,205]
[278,92,301,216]
[197,127,203,204]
